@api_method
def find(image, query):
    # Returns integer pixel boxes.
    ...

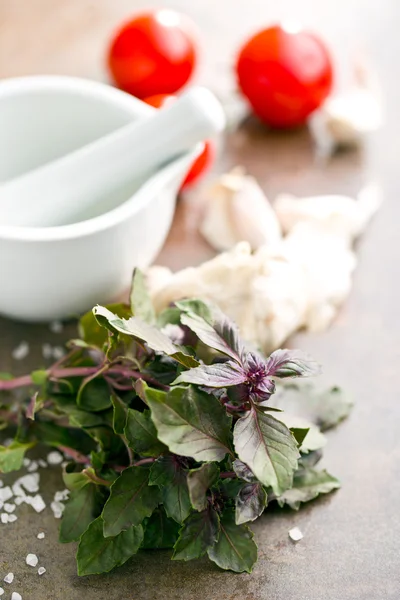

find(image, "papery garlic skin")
[148,173,381,352]
[279,223,356,332]
[148,243,308,354]
[275,182,383,240]
[310,59,383,153]
[200,169,282,252]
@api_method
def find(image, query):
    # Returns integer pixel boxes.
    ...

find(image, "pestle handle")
[0,87,225,228]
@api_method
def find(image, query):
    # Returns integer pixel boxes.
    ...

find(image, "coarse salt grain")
[37,532,45,539]
[13,473,40,495]
[1,514,8,524]
[50,500,65,519]
[12,341,29,361]
[42,343,53,360]
[0,587,4,595]
[38,459,47,469]
[0,487,13,502]
[27,461,38,473]
[26,495,46,514]
[50,320,63,333]
[38,567,46,576]
[4,573,14,583]
[7,514,17,523]
[54,489,69,502]
[47,451,63,465]
[4,503,15,513]
[26,554,39,567]
[289,527,303,542]
[52,346,65,360]
[11,593,22,600]
[23,458,31,468]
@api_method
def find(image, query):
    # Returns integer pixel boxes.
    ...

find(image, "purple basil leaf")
[235,483,267,525]
[173,361,247,388]
[266,349,321,379]
[179,304,244,363]
[233,459,257,483]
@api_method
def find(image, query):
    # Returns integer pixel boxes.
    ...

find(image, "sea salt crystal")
[4,573,14,583]
[15,497,25,506]
[0,486,13,502]
[23,458,31,467]
[42,343,53,360]
[38,567,46,576]
[12,341,29,360]
[52,346,65,360]
[27,461,38,473]
[0,587,4,595]
[0,480,3,487]
[47,451,63,465]
[50,320,63,333]
[37,532,45,539]
[289,527,303,542]
[11,593,22,600]
[27,495,46,513]
[7,514,17,523]
[13,473,40,495]
[26,554,39,567]
[54,489,69,502]
[1,513,9,523]
[38,459,48,469]
[51,500,65,519]
[4,503,15,513]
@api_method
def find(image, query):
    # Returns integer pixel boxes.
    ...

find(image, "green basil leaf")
[111,395,128,435]
[0,441,35,473]
[102,466,161,537]
[207,510,257,573]
[173,508,220,561]
[130,268,156,325]
[142,507,180,549]
[187,463,219,511]
[93,306,199,368]
[60,484,101,543]
[77,376,112,412]
[79,303,132,349]
[146,385,232,462]
[149,456,191,524]
[124,409,167,457]
[277,468,341,510]
[233,407,299,495]
[77,517,143,576]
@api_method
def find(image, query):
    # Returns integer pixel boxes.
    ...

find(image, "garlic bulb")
[200,168,282,251]
[148,242,308,354]
[310,59,382,153]
[275,182,383,241]
[279,223,356,332]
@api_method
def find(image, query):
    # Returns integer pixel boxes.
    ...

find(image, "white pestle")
[0,86,225,228]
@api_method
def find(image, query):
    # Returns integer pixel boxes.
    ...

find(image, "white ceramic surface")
[0,86,225,228]
[0,76,201,321]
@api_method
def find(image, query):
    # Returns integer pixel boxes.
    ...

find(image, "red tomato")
[144,94,216,189]
[108,10,198,98]
[236,24,333,128]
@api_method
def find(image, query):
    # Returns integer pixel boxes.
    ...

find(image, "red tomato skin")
[181,140,216,190]
[236,25,334,128]
[143,93,216,189]
[108,11,198,98]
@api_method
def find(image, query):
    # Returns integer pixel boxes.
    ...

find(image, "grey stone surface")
[1,0,400,598]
